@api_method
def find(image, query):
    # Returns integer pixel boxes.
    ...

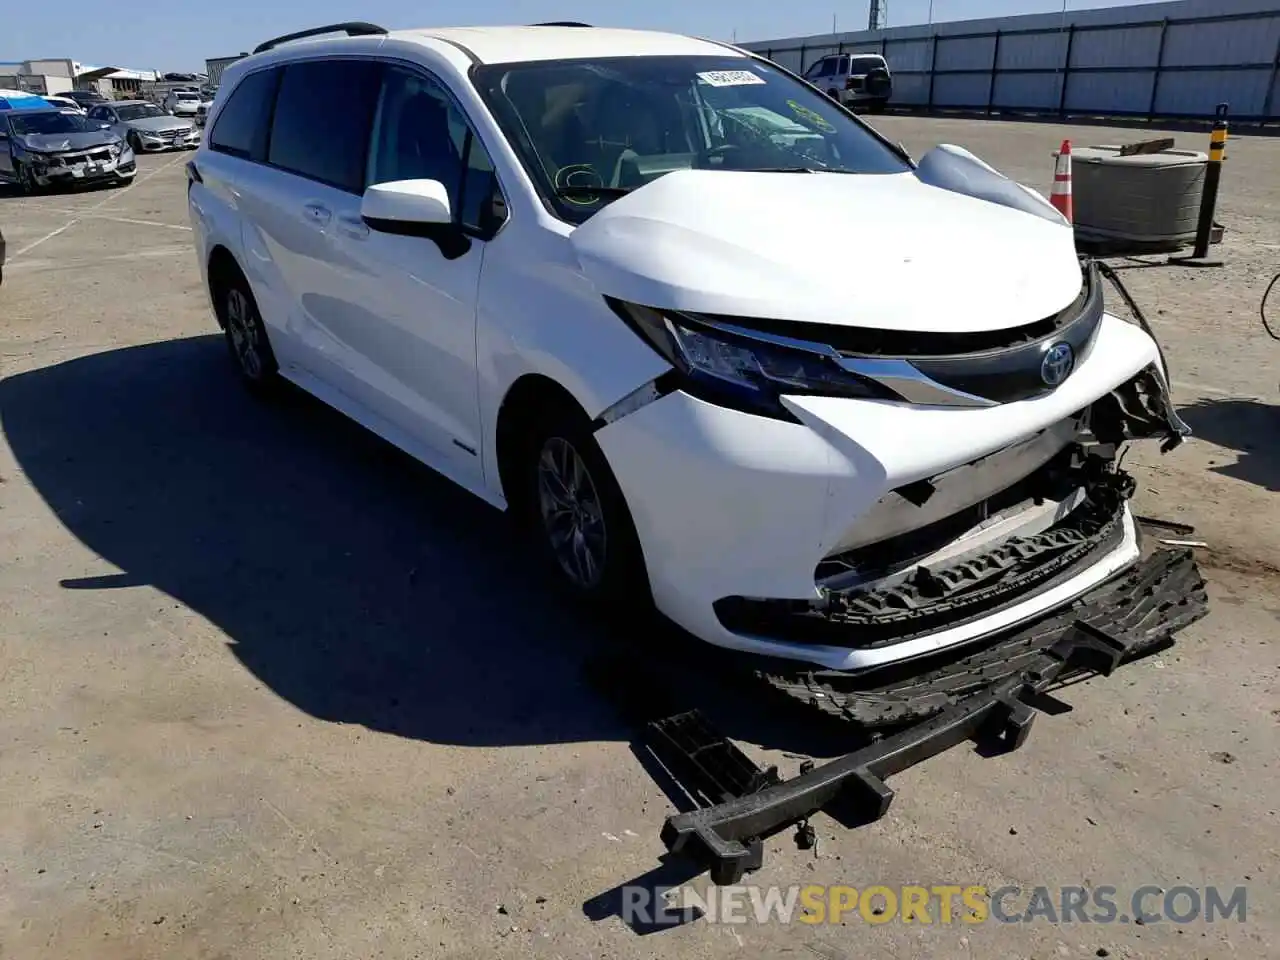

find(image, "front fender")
[474,220,672,503]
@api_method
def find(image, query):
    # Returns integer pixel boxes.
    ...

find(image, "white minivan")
[188,22,1200,718]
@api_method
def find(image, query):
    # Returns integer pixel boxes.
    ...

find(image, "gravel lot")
[1,120,1276,960]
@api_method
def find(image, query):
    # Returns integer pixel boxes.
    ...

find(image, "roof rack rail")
[531,21,593,27]
[253,22,388,55]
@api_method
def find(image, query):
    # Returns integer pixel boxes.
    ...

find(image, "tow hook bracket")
[653,549,1207,886]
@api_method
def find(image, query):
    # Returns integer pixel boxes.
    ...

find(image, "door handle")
[303,203,332,226]
[335,214,369,240]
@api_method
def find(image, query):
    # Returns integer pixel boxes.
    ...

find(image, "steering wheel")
[695,143,743,169]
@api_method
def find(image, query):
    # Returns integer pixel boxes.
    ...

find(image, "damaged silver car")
[0,107,136,193]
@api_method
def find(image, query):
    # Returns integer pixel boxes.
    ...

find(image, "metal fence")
[745,3,1280,121]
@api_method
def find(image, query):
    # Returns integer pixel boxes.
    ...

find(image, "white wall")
[24,59,74,78]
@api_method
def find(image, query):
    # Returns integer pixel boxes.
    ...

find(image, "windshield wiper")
[553,185,635,198]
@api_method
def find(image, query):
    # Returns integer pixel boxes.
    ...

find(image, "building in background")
[205,54,248,86]
[0,58,158,98]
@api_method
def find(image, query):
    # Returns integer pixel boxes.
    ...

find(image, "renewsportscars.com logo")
[621,883,1249,927]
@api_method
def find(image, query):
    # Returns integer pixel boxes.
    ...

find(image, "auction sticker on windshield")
[696,70,766,87]
[786,99,837,133]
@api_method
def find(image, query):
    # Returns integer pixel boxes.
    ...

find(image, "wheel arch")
[493,373,589,509]
[206,244,245,329]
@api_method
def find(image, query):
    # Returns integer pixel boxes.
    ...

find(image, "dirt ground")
[0,119,1276,960]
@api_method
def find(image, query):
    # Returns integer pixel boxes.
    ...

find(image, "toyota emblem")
[1041,342,1075,386]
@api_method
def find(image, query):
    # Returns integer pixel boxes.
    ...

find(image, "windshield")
[174,92,199,100]
[117,103,165,121]
[473,54,910,223]
[8,111,102,136]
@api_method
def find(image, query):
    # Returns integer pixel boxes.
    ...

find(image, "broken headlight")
[609,300,896,419]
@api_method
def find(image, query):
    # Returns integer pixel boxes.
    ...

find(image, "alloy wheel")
[225,287,263,379]
[537,436,608,589]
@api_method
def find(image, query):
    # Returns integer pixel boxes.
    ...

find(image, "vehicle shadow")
[3,335,1071,928]
[1178,397,1280,493]
[0,334,645,747]
[0,333,999,762]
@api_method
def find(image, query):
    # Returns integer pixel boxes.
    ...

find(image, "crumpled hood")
[22,131,117,152]
[128,116,194,133]
[569,169,1082,333]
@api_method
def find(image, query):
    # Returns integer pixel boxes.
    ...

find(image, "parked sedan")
[88,100,201,153]
[0,108,135,192]
[60,90,111,111]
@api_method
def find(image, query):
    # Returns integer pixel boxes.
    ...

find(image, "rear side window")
[209,68,279,160]
[268,59,383,193]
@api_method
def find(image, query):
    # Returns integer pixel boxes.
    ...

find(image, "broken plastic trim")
[591,375,676,429]
[661,549,1207,885]
[1091,363,1189,452]
[1094,260,1189,450]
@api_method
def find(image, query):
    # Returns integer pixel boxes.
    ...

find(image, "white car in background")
[803,52,893,111]
[164,89,202,116]
[41,95,87,114]
[188,22,1203,726]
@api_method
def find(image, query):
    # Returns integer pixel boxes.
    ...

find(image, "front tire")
[15,161,38,195]
[515,399,649,612]
[215,270,279,393]
[127,132,142,154]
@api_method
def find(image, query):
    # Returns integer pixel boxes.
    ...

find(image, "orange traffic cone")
[1051,139,1073,223]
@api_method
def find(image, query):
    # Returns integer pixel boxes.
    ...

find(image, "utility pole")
[868,0,887,31]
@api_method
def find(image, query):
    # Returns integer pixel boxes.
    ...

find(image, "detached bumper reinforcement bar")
[660,548,1207,885]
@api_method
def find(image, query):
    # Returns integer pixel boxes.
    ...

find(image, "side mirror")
[361,179,471,259]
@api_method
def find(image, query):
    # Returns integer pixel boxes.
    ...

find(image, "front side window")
[268,59,382,192]
[473,55,909,224]
[366,66,505,235]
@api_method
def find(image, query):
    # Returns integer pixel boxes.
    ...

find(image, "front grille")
[706,262,1095,359]
[699,260,1105,406]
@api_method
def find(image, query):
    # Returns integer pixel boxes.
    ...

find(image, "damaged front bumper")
[597,294,1188,675]
[659,547,1208,884]
[28,150,135,186]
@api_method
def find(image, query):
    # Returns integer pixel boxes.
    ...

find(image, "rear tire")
[214,268,279,394]
[512,397,649,613]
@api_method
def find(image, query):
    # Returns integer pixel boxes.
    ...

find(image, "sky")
[7,0,1177,74]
